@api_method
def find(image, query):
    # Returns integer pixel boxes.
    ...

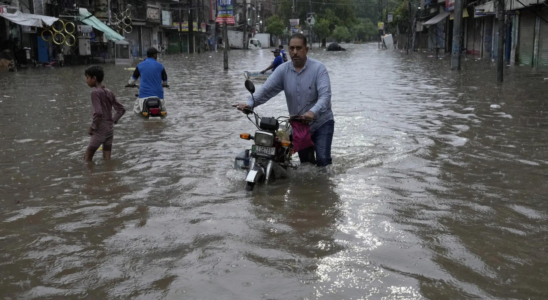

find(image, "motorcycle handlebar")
[125,84,169,89]
[287,115,311,123]
[232,104,254,115]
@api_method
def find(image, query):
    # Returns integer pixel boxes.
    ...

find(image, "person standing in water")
[84,66,126,162]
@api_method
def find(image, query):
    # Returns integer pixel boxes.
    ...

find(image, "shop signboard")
[290,18,299,34]
[172,22,206,32]
[146,6,160,23]
[445,0,455,11]
[162,11,172,26]
[215,0,235,25]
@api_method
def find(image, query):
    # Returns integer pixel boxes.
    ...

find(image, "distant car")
[327,42,346,51]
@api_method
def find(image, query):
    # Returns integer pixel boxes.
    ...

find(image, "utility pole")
[224,22,229,69]
[197,0,200,53]
[243,0,248,49]
[179,4,183,53]
[406,0,412,53]
[189,0,194,53]
[197,0,203,53]
[308,0,312,47]
[107,0,111,25]
[451,0,463,70]
[496,0,504,83]
[252,0,257,30]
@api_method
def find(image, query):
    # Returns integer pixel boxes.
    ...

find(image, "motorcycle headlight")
[254,131,274,147]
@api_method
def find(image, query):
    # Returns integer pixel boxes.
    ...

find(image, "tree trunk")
[321,38,326,48]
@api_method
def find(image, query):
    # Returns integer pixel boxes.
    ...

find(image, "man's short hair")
[279,45,283,48]
[289,33,307,46]
[85,66,104,82]
[146,47,159,58]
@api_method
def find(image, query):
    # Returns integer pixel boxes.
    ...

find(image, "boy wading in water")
[84,66,126,161]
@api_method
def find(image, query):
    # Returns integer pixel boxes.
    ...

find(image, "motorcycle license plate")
[255,146,275,156]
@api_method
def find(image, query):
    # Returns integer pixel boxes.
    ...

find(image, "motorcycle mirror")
[245,80,255,94]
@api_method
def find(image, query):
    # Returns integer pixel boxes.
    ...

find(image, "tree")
[322,8,341,31]
[352,0,379,22]
[265,15,285,38]
[314,19,331,48]
[332,26,351,43]
[351,18,378,42]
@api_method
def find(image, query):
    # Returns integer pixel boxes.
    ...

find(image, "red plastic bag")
[290,120,314,152]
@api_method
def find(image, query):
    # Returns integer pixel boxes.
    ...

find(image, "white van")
[248,38,262,50]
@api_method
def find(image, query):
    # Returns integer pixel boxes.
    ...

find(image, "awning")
[450,9,469,20]
[474,2,495,17]
[474,0,539,17]
[0,10,57,27]
[423,11,450,26]
[77,8,124,41]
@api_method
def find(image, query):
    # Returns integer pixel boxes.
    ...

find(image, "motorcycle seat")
[144,97,161,108]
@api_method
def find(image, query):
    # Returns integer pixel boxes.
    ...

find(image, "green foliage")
[392,0,410,33]
[274,0,360,32]
[350,18,378,41]
[314,19,331,40]
[332,0,358,26]
[265,15,285,37]
[352,0,380,22]
[322,8,341,30]
[271,0,407,40]
[332,26,351,43]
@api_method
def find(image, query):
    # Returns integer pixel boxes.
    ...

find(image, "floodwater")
[1,44,548,299]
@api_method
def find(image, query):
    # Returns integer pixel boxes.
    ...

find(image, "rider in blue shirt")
[279,45,288,62]
[260,49,284,74]
[128,47,168,99]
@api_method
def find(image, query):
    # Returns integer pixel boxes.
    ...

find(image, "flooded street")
[1,44,548,299]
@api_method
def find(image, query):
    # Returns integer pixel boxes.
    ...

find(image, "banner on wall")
[172,22,207,32]
[215,0,235,25]
[445,0,455,11]
[290,18,299,34]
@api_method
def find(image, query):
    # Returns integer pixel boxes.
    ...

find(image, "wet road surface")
[1,44,548,299]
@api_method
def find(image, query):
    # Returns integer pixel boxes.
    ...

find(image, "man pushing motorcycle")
[236,33,334,167]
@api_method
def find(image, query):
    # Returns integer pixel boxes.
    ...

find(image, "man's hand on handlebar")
[234,103,253,114]
[302,111,315,124]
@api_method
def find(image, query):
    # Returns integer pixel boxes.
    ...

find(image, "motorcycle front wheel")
[245,182,255,191]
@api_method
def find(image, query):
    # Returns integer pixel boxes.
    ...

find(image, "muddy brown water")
[0,44,547,299]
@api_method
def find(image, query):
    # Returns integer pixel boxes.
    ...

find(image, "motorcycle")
[234,78,306,191]
[125,84,168,119]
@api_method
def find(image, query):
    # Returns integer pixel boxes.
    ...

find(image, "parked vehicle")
[234,78,304,191]
[227,30,262,50]
[253,33,271,48]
